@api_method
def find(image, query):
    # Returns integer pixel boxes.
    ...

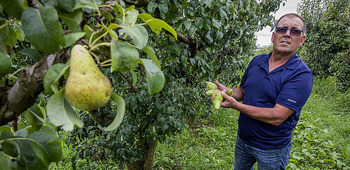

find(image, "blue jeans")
[234,136,291,170]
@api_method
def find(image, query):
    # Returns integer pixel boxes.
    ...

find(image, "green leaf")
[109,29,119,40]
[43,0,58,7]
[104,94,125,131]
[0,152,10,170]
[194,17,204,29]
[2,130,62,169]
[112,3,123,24]
[345,145,350,158]
[138,13,154,22]
[2,139,20,158]
[57,0,76,12]
[5,24,17,46]
[202,0,212,8]
[13,139,48,169]
[111,40,139,72]
[22,104,46,131]
[139,14,177,40]
[158,3,168,14]
[130,69,137,86]
[59,9,83,32]
[0,23,7,53]
[18,48,42,62]
[0,129,13,140]
[0,126,12,138]
[141,59,165,94]
[15,26,25,41]
[28,130,62,162]
[46,89,83,131]
[184,20,191,30]
[0,52,11,75]
[0,0,27,19]
[102,11,114,21]
[206,31,213,43]
[232,27,243,40]
[142,46,161,69]
[44,63,67,95]
[120,24,148,49]
[125,9,139,26]
[64,32,85,48]
[21,7,65,54]
[212,18,220,29]
[108,23,120,31]
[84,25,104,46]
[147,1,157,13]
[0,22,17,47]
[74,0,98,10]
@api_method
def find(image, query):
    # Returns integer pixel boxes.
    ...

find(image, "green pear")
[65,44,112,111]
[212,90,223,109]
[205,81,217,91]
[205,81,232,110]
[227,89,233,96]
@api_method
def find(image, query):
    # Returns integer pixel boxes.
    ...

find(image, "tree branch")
[123,0,150,7]
[0,49,70,125]
[27,0,40,9]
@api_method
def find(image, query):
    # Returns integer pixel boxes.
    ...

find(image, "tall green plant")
[0,0,285,169]
[298,0,350,89]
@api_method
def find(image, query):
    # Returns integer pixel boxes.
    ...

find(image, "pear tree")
[0,0,285,169]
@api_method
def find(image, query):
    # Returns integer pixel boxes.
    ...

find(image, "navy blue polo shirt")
[238,52,313,149]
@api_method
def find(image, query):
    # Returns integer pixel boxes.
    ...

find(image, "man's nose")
[283,30,291,37]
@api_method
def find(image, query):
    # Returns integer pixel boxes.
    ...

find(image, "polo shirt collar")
[284,53,301,70]
[259,52,301,71]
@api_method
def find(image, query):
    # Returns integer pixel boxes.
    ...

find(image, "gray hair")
[276,13,306,33]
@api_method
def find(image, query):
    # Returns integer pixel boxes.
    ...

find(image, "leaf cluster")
[298,0,350,89]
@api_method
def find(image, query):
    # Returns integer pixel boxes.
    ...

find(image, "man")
[214,13,313,169]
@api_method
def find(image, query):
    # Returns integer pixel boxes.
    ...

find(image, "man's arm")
[221,92,294,126]
[231,87,244,101]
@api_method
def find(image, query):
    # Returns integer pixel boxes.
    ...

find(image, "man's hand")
[220,91,238,108]
[215,81,230,93]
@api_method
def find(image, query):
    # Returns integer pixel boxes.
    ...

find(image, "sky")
[255,0,302,47]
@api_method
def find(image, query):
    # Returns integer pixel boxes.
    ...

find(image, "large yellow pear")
[65,44,112,111]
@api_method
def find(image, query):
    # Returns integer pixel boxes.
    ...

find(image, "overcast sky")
[255,0,302,46]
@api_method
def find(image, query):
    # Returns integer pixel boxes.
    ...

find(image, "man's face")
[271,16,306,55]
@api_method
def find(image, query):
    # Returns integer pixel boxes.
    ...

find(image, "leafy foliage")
[0,0,286,169]
[298,0,350,89]
[0,126,62,169]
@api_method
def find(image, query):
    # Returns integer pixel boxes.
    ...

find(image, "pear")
[227,89,233,96]
[205,81,217,91]
[65,44,112,111]
[205,81,231,110]
[206,88,223,110]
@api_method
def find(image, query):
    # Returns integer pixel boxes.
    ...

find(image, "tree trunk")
[126,138,158,170]
[143,138,157,170]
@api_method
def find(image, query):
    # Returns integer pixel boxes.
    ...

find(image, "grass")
[154,76,350,169]
[155,110,239,169]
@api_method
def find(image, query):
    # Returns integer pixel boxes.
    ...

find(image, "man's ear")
[271,32,275,43]
[299,34,306,47]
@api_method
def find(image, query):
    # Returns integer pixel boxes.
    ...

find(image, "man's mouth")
[280,41,290,45]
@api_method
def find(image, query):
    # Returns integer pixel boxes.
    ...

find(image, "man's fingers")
[215,81,227,91]
[221,91,230,100]
[215,80,221,87]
